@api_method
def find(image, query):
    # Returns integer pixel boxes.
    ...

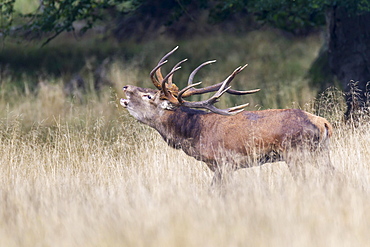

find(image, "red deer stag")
[120,47,334,185]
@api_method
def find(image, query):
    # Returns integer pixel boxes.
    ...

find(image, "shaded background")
[1,0,370,117]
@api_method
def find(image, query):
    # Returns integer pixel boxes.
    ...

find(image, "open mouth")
[121,86,130,108]
[120,98,129,108]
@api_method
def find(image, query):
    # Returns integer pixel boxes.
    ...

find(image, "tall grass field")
[0,31,369,246]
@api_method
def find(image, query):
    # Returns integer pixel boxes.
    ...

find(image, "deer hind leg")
[312,144,349,185]
[285,146,339,183]
[211,168,222,187]
[284,149,309,181]
[313,147,335,174]
[305,137,336,175]
[210,163,235,188]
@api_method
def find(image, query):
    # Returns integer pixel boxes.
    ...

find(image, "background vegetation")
[0,0,369,246]
[0,58,369,246]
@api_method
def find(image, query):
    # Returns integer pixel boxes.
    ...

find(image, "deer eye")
[142,94,152,100]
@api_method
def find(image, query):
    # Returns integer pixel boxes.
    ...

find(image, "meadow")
[0,31,369,246]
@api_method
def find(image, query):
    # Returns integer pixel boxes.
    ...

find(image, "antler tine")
[221,64,260,95]
[219,64,259,95]
[177,81,203,103]
[162,66,182,89]
[150,60,168,76]
[150,46,179,89]
[203,104,248,115]
[180,63,259,98]
[179,77,249,115]
[203,65,251,115]
[228,88,261,95]
[177,63,257,115]
[208,75,234,102]
[156,46,179,82]
[188,60,217,86]
[176,60,216,98]
[198,65,242,95]
[228,103,250,112]
[168,58,188,86]
[220,65,243,91]
[161,66,182,105]
[159,46,179,64]
[180,95,249,115]
[150,60,168,89]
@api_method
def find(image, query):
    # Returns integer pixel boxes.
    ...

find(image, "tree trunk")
[326,7,370,120]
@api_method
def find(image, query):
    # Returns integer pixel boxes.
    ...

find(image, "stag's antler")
[150,47,260,115]
[177,65,253,115]
[150,46,181,93]
[179,62,260,98]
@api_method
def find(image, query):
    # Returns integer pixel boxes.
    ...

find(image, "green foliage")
[1,0,141,45]
[249,0,326,34]
[24,0,141,45]
[13,0,39,14]
[213,0,321,33]
[0,0,16,36]
[3,0,370,44]
[213,0,370,33]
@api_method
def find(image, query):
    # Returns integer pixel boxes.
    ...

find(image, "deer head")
[120,46,260,125]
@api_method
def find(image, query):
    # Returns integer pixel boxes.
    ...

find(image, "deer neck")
[154,107,207,151]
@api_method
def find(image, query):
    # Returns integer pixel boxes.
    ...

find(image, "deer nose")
[122,86,128,91]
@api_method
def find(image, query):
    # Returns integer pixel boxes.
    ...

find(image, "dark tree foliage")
[0,0,16,36]
[213,0,370,33]
[215,0,370,120]
[1,0,141,45]
[2,0,370,119]
[113,0,211,40]
[2,0,370,41]
[210,0,326,34]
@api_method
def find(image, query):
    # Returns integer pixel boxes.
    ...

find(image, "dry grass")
[1,31,369,246]
[0,77,369,247]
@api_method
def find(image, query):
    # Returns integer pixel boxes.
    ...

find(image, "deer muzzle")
[120,86,130,107]
[120,98,129,108]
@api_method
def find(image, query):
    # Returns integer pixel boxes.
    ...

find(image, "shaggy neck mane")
[154,107,208,150]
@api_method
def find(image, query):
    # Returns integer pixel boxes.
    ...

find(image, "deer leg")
[284,150,307,181]
[313,147,349,185]
[286,161,306,181]
[314,149,335,174]
[210,164,235,188]
[211,169,222,187]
